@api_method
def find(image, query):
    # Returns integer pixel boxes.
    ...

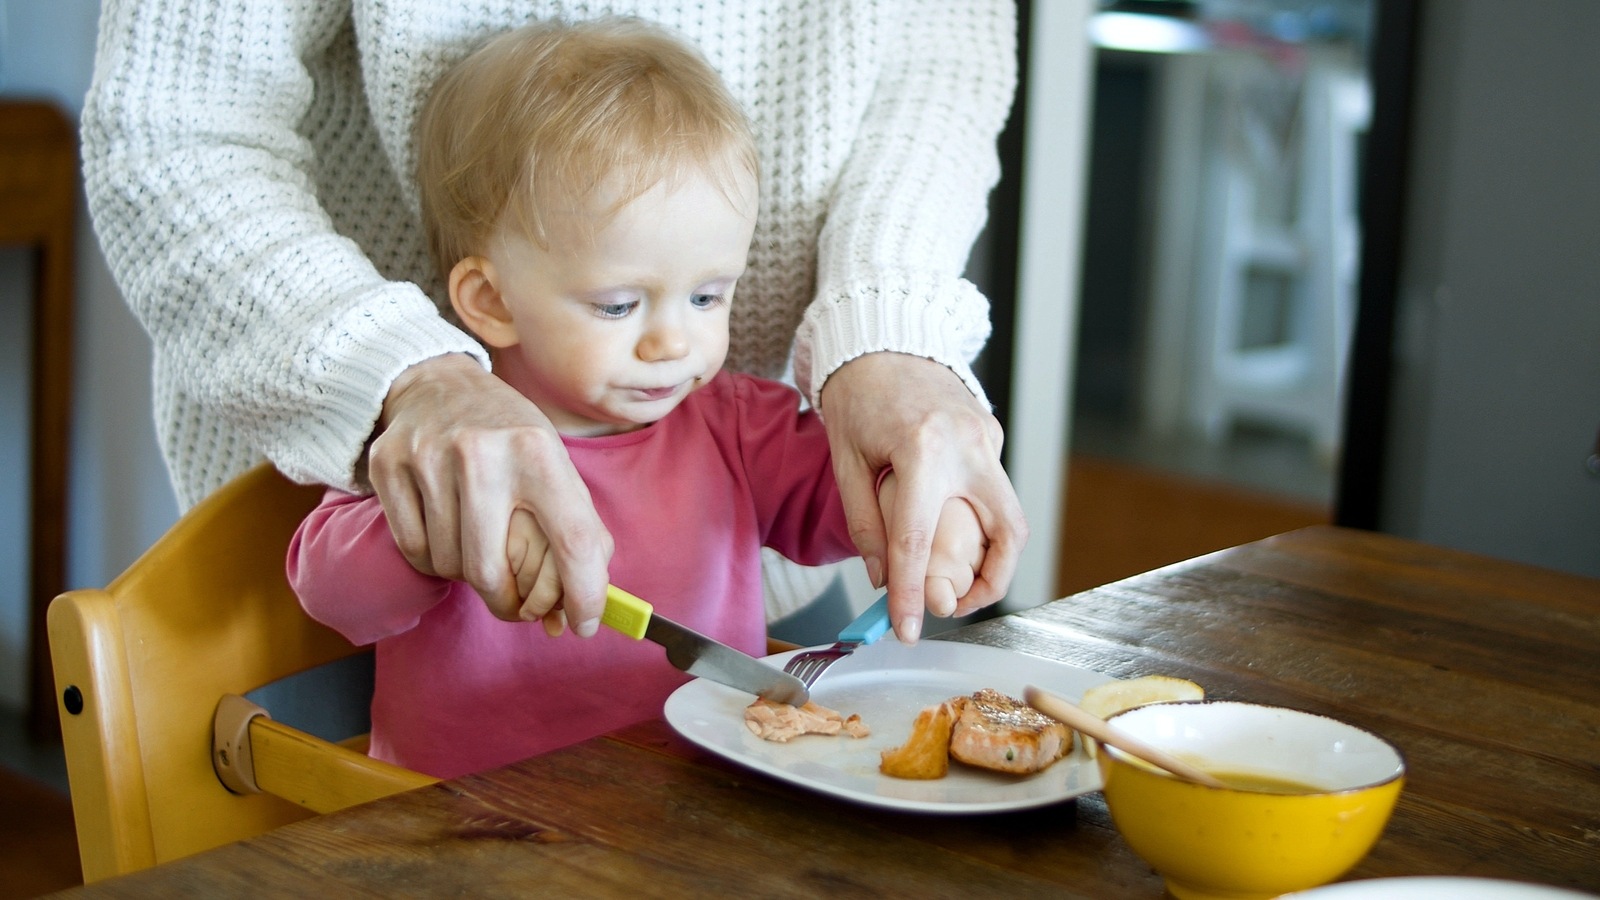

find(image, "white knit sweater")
[82,0,1015,513]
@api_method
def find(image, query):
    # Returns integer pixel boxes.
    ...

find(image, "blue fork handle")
[837,593,893,645]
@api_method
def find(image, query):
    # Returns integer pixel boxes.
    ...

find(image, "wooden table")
[55,526,1600,897]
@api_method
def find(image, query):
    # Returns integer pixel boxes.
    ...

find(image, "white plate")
[1282,878,1599,899]
[662,637,1114,814]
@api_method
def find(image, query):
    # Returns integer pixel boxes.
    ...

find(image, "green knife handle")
[602,585,653,640]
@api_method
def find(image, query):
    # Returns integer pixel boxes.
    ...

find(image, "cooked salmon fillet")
[947,688,1073,774]
[744,699,870,742]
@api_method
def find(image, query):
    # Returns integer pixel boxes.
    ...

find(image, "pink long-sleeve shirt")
[288,372,856,778]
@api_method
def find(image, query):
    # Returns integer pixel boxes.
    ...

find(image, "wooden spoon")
[1025,685,1230,789]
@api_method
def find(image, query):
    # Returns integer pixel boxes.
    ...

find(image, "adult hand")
[818,352,1027,642]
[368,354,613,636]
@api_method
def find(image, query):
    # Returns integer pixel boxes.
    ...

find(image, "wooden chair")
[48,463,437,883]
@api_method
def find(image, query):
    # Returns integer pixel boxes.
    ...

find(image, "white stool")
[1143,46,1368,462]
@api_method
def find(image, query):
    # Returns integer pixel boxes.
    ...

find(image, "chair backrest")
[48,463,378,881]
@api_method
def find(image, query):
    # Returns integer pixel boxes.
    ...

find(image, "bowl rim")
[1102,699,1408,795]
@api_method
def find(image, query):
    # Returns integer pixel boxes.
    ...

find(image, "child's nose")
[637,314,690,361]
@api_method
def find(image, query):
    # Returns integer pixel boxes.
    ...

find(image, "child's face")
[473,165,756,436]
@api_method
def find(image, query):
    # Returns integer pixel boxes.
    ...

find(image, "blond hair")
[416,17,758,276]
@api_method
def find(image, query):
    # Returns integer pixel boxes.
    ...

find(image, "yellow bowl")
[1098,701,1405,900]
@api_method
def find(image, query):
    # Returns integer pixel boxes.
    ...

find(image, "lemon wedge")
[1077,675,1204,756]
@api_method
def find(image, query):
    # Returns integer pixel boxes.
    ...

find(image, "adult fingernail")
[574,616,600,638]
[865,556,884,588]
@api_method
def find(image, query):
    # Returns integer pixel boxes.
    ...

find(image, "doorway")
[1058,0,1373,594]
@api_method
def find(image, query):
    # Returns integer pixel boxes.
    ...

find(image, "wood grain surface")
[52,527,1600,898]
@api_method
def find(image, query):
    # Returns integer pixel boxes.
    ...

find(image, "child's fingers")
[509,509,554,618]
[512,559,543,618]
[493,509,542,621]
[519,545,565,623]
[924,546,977,613]
[541,607,567,638]
[530,547,563,613]
[924,496,983,617]
[925,575,959,618]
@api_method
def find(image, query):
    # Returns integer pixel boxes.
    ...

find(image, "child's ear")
[449,256,518,348]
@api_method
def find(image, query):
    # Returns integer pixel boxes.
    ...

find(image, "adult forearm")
[82,0,486,492]
[794,0,1018,404]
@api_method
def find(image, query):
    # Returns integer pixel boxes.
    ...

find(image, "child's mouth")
[635,385,680,401]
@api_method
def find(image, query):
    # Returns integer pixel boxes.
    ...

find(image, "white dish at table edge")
[662,637,1114,814]
[1282,877,1599,899]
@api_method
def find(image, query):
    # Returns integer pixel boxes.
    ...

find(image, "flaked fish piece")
[948,688,1073,774]
[745,698,870,743]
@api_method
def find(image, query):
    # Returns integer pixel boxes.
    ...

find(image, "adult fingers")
[826,428,889,591]
[369,457,436,576]
[880,455,941,643]
[534,458,613,637]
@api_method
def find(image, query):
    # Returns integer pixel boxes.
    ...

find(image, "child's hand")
[877,473,988,622]
[505,508,568,637]
[924,495,986,618]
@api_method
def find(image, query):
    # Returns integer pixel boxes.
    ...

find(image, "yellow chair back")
[48,463,434,882]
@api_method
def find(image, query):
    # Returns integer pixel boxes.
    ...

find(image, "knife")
[601,585,810,706]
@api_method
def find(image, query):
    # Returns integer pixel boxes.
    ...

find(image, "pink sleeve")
[286,488,452,645]
[728,376,856,565]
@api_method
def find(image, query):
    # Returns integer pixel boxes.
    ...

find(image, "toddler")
[288,18,985,779]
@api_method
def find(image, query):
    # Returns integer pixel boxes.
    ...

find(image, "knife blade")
[601,585,810,705]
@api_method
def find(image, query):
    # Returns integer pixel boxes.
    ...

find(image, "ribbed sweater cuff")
[278,284,490,492]
[795,272,992,410]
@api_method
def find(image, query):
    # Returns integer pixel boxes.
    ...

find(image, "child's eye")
[593,300,638,319]
[690,293,725,310]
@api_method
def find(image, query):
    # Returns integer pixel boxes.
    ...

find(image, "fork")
[782,593,893,689]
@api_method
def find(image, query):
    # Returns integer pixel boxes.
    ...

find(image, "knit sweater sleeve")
[81,0,488,494]
[792,0,1017,407]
